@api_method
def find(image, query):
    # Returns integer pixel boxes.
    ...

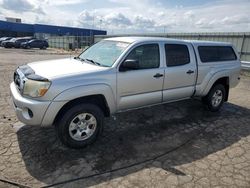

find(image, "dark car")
[2,38,17,48]
[14,38,34,48]
[20,39,49,49]
[0,37,13,46]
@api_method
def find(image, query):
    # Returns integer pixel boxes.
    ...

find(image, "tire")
[55,103,104,148]
[203,84,226,112]
[40,46,47,50]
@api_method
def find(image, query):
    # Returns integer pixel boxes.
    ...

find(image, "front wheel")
[56,103,104,148]
[203,84,226,112]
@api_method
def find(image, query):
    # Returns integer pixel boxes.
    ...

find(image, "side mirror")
[120,59,139,72]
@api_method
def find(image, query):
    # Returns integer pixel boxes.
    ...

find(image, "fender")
[53,83,116,114]
[201,69,230,96]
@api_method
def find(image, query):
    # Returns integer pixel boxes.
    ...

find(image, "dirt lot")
[0,47,250,188]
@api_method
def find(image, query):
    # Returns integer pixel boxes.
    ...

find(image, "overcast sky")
[0,0,249,34]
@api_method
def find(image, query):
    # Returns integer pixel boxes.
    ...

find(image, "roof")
[104,36,183,43]
[33,24,106,36]
[187,39,232,46]
[104,36,232,46]
[0,20,107,36]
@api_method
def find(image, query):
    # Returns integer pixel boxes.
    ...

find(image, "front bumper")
[10,82,51,126]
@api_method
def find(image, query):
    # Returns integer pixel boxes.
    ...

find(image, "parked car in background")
[20,39,49,49]
[14,37,34,48]
[0,37,13,46]
[1,38,17,48]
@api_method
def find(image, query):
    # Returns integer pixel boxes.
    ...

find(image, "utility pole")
[99,19,103,30]
[92,16,95,29]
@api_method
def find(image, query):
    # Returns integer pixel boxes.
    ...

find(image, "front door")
[117,43,164,111]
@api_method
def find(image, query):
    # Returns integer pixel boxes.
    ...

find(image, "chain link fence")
[47,35,94,50]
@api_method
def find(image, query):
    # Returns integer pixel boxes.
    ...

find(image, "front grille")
[13,69,25,93]
[14,71,21,88]
[13,65,35,94]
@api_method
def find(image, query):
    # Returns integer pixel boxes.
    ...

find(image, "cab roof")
[104,36,232,46]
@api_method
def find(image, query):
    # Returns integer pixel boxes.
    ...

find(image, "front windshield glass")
[79,40,130,67]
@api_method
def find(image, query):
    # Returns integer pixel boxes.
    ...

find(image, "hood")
[28,58,108,79]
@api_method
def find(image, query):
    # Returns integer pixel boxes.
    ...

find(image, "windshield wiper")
[73,56,82,60]
[85,58,100,66]
[84,58,109,67]
[74,57,89,63]
[74,57,109,67]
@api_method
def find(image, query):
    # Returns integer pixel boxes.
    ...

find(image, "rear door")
[32,40,41,48]
[30,40,37,47]
[163,42,197,101]
[44,40,48,47]
[37,40,43,48]
[117,43,164,111]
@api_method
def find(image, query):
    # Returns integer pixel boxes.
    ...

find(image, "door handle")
[153,73,163,78]
[186,70,194,74]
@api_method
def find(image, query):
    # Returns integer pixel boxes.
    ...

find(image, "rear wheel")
[203,84,226,112]
[56,103,104,148]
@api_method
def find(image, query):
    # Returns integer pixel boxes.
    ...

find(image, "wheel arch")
[53,94,110,125]
[204,76,230,101]
[211,77,229,101]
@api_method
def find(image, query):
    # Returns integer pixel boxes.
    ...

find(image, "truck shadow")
[16,100,250,187]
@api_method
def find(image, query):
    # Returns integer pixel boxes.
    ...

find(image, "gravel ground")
[0,47,250,188]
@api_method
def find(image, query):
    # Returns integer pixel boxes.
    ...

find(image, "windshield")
[79,40,130,67]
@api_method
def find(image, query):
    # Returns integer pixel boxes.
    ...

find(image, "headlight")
[23,79,51,97]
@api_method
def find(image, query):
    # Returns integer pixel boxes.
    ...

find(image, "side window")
[218,46,237,61]
[165,44,190,67]
[125,44,160,69]
[198,46,237,62]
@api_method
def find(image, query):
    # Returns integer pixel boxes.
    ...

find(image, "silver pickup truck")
[10,37,241,148]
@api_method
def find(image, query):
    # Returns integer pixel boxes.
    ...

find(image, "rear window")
[198,46,237,63]
[165,44,190,67]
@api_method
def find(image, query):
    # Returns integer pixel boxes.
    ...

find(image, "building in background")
[0,19,107,49]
